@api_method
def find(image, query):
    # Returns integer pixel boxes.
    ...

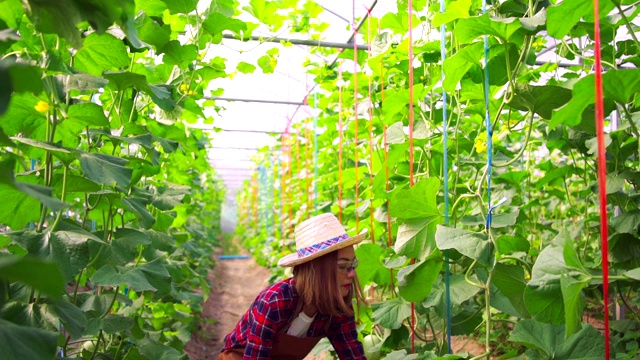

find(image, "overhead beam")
[209,146,260,150]
[203,96,305,106]
[222,34,369,51]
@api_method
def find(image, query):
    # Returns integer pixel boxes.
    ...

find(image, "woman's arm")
[244,298,280,359]
[326,314,367,360]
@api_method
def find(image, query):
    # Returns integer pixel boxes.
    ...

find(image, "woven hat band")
[296,233,349,257]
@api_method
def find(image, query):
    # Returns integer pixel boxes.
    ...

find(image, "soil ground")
[184,246,484,359]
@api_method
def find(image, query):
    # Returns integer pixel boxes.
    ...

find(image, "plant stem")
[101,286,120,319]
[90,330,103,360]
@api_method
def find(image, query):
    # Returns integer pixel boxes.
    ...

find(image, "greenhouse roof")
[198,0,397,230]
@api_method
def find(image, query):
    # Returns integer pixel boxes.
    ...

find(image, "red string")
[281,132,287,251]
[339,64,344,223]
[353,16,360,234]
[593,1,610,358]
[288,134,294,236]
[365,7,376,245]
[306,118,313,216]
[408,0,416,353]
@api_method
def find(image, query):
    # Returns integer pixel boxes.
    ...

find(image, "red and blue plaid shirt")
[221,277,366,359]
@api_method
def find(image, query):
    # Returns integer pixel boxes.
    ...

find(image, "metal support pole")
[222,34,369,51]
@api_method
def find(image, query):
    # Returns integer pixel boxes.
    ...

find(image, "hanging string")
[593,0,610,357]
[365,6,376,244]
[379,23,395,296]
[280,132,287,250]
[408,0,416,353]
[482,0,493,230]
[252,171,258,227]
[339,62,345,223]
[271,153,277,239]
[287,134,294,236]
[440,0,452,352]
[313,89,319,214]
[353,3,360,233]
[280,128,291,252]
[307,116,314,216]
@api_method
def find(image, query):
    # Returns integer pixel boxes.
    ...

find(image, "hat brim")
[277,232,367,267]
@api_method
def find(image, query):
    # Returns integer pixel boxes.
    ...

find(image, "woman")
[218,213,367,360]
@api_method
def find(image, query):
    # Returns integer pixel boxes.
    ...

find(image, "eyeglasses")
[337,258,359,274]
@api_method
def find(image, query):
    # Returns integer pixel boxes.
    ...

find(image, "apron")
[218,301,331,360]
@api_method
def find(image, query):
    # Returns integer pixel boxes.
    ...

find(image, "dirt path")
[184,252,272,359]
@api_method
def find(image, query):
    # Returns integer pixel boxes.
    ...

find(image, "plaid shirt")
[221,277,366,359]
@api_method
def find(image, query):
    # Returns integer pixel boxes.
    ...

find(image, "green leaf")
[53,73,109,92]
[9,230,90,281]
[509,319,565,356]
[0,0,24,29]
[397,254,443,302]
[355,243,391,286]
[22,0,84,48]
[104,71,176,111]
[492,263,530,318]
[91,264,157,292]
[454,13,522,44]
[371,297,412,329]
[11,137,74,163]
[509,84,572,120]
[0,319,57,360]
[202,12,247,38]
[237,61,257,74]
[552,70,640,128]
[0,92,46,138]
[394,217,438,259]
[121,197,156,229]
[0,60,43,114]
[386,122,405,144]
[136,337,187,360]
[545,0,614,39]
[0,159,67,228]
[442,42,484,92]
[46,300,87,339]
[560,274,589,338]
[432,0,472,27]
[102,314,134,334]
[611,209,640,234]
[159,40,197,69]
[78,152,132,187]
[623,267,640,280]
[67,102,109,127]
[161,0,198,14]
[509,320,605,359]
[137,14,170,49]
[496,234,530,255]
[435,225,494,268]
[380,11,419,35]
[74,33,130,76]
[524,283,564,324]
[0,255,64,298]
[389,177,441,220]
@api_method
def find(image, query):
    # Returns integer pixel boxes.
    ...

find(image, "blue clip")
[485,196,508,229]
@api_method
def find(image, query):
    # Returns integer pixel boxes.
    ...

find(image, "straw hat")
[278,213,366,267]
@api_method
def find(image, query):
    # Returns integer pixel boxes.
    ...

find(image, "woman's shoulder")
[255,277,297,303]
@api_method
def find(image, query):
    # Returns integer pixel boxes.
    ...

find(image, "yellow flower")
[474,131,498,153]
[34,100,50,113]
[179,83,189,93]
[474,131,488,153]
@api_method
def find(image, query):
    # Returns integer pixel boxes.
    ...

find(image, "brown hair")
[293,250,365,317]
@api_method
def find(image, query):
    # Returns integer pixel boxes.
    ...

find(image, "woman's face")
[336,245,357,298]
